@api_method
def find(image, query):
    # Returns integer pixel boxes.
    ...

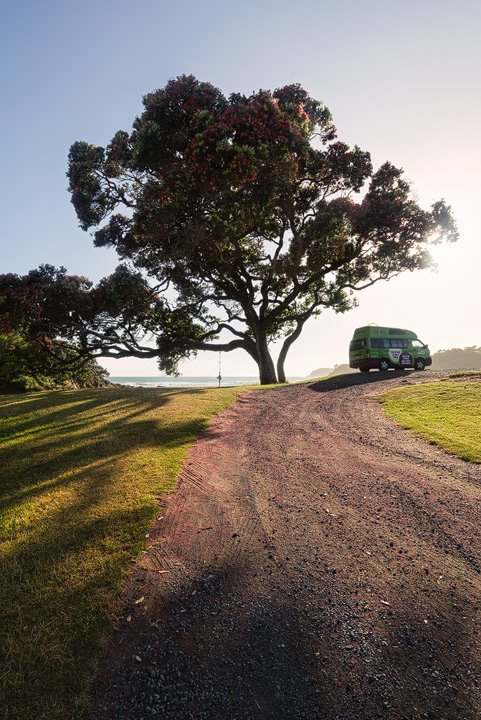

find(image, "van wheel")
[360,367,370,373]
[414,358,426,371]
[379,359,389,372]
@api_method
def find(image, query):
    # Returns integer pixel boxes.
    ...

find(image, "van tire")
[360,367,370,373]
[414,358,426,371]
[379,359,389,372]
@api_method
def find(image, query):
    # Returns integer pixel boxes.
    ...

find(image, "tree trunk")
[256,334,278,385]
[277,360,287,385]
[276,320,305,384]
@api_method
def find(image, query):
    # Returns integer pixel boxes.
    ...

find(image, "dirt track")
[93,372,481,719]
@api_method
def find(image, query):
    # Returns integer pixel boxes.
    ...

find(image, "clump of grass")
[380,381,481,463]
[449,370,481,379]
[0,386,241,720]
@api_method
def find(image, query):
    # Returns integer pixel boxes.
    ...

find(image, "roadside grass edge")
[380,380,481,464]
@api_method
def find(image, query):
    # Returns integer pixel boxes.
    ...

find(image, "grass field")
[381,380,481,463]
[0,385,242,720]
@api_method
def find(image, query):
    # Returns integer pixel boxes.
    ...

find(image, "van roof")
[352,326,418,339]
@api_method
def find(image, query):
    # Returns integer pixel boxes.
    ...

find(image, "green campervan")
[349,326,432,372]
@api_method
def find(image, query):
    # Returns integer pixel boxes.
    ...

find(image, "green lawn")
[381,381,481,462]
[0,386,242,720]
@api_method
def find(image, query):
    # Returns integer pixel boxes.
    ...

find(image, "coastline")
[109,375,305,388]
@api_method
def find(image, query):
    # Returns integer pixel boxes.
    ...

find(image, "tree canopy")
[0,265,110,391]
[5,75,459,385]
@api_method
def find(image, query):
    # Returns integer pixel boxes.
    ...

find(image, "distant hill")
[328,364,356,376]
[309,347,481,378]
[309,364,355,378]
[308,367,333,378]
[431,347,481,370]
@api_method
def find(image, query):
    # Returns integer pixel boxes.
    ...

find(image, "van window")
[350,339,366,350]
[411,339,425,348]
[370,338,409,349]
[389,328,406,335]
[370,338,388,349]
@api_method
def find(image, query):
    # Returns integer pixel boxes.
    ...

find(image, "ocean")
[109,376,305,388]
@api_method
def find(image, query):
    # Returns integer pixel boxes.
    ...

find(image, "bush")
[0,333,109,392]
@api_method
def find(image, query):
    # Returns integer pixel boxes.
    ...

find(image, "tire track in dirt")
[93,372,481,720]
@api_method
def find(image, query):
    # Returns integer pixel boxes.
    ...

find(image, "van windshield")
[350,339,366,350]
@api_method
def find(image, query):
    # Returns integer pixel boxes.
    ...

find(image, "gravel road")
[92,371,481,720]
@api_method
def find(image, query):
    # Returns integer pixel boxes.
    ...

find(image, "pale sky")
[1,0,480,377]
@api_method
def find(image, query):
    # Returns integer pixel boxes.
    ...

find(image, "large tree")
[66,75,456,384]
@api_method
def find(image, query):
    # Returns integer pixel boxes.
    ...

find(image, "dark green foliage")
[0,266,110,392]
[0,332,108,392]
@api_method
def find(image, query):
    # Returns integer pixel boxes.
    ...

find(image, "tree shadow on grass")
[0,388,211,496]
[0,387,224,720]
